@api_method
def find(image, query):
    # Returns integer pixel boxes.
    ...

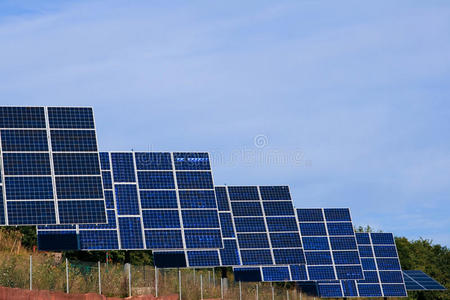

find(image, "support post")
[208,271,211,285]
[29,255,32,290]
[256,283,259,300]
[98,261,101,294]
[155,267,158,297]
[200,274,203,300]
[66,258,69,294]
[194,268,196,283]
[287,289,290,300]
[239,281,242,300]
[220,278,223,300]
[128,264,132,297]
[178,269,182,300]
[213,267,216,287]
[271,282,274,300]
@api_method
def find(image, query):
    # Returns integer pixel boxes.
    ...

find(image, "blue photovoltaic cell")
[50,130,98,152]
[240,249,273,265]
[342,280,358,297]
[290,265,308,281]
[333,251,361,265]
[5,177,53,200]
[58,200,106,224]
[142,210,180,228]
[0,107,46,128]
[231,202,262,216]
[184,230,222,249]
[7,201,56,225]
[219,213,235,238]
[356,232,371,245]
[1,129,48,151]
[318,284,343,297]
[115,184,139,215]
[79,210,116,229]
[238,233,270,248]
[179,190,216,208]
[55,176,103,199]
[263,201,294,216]
[145,230,183,249]
[297,208,324,222]
[379,271,404,283]
[262,267,290,281]
[138,171,174,189]
[266,217,298,232]
[119,217,144,249]
[323,208,351,221]
[228,186,259,200]
[270,233,302,248]
[215,187,229,211]
[326,222,354,236]
[140,191,178,209]
[358,245,374,257]
[0,187,4,225]
[176,171,213,189]
[102,172,112,189]
[308,266,336,280]
[79,230,119,250]
[53,153,100,175]
[299,223,327,236]
[306,251,333,265]
[329,237,357,250]
[373,245,398,257]
[99,152,110,170]
[273,249,305,264]
[371,233,395,245]
[220,240,240,266]
[403,270,446,291]
[104,190,115,209]
[48,107,95,129]
[234,217,266,232]
[187,251,220,267]
[135,152,172,170]
[111,153,136,182]
[182,210,219,228]
[259,186,291,200]
[303,237,330,250]
[173,153,211,170]
[361,259,377,271]
[3,153,51,175]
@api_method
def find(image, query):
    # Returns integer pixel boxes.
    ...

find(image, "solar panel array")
[403,270,446,291]
[0,106,106,225]
[296,208,364,281]
[38,151,222,254]
[315,232,407,298]
[5,106,446,298]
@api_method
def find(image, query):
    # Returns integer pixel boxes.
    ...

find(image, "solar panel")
[403,270,446,291]
[296,208,364,281]
[38,152,222,253]
[315,232,408,298]
[0,106,106,225]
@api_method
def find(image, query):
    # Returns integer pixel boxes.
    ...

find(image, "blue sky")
[1,0,449,245]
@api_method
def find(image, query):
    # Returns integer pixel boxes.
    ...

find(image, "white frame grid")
[38,151,223,252]
[0,106,107,225]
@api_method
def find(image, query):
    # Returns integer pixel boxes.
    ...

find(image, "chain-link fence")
[0,254,319,299]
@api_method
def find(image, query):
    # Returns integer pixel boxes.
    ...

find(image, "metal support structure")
[220,278,223,300]
[208,271,211,285]
[29,255,32,290]
[256,283,259,300]
[178,269,182,300]
[155,267,158,297]
[98,261,101,294]
[239,281,242,300]
[200,274,203,300]
[127,263,132,297]
[65,258,69,294]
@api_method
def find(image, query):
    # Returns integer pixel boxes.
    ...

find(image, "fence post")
[29,255,32,290]
[287,289,290,300]
[155,266,158,297]
[178,269,182,300]
[66,258,69,294]
[98,261,102,294]
[256,283,259,300]
[271,282,274,300]
[128,264,132,297]
[239,281,242,300]
[220,277,223,300]
[213,268,216,287]
[200,274,203,300]
[193,268,196,283]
